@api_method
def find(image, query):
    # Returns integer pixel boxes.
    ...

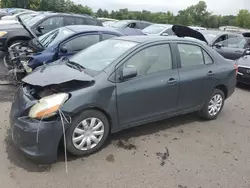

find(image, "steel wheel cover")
[72,117,105,151]
[208,94,223,116]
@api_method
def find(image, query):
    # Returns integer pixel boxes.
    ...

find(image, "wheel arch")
[5,36,31,49]
[215,84,228,98]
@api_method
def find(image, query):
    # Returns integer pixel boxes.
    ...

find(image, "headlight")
[29,93,69,119]
[0,31,7,37]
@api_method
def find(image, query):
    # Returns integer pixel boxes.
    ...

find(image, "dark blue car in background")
[7,25,125,78]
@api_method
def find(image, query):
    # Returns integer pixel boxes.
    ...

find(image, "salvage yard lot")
[0,60,249,188]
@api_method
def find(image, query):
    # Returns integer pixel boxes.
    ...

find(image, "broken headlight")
[0,31,7,37]
[29,93,69,119]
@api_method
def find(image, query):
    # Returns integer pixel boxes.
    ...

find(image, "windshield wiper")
[63,57,85,72]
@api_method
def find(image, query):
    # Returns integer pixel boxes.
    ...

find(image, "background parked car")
[236,50,250,84]
[142,24,173,36]
[0,12,38,25]
[10,36,237,163]
[102,21,117,27]
[172,25,250,60]
[0,12,103,51]
[7,25,125,77]
[109,20,152,30]
[1,10,35,20]
[97,17,118,23]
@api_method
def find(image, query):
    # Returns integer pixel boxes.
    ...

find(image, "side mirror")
[161,33,168,36]
[214,43,223,49]
[37,25,44,33]
[59,45,67,53]
[120,65,137,80]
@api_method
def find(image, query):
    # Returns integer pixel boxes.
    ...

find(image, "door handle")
[167,78,178,84]
[207,71,214,76]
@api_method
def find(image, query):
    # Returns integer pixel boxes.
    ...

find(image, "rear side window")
[85,18,98,25]
[64,17,76,26]
[64,35,100,52]
[178,44,213,67]
[75,18,85,24]
[102,34,119,40]
[178,44,204,67]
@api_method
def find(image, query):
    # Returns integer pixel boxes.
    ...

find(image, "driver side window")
[122,44,172,77]
[214,35,228,47]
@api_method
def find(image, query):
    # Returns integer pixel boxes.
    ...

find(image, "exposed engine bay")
[24,80,94,100]
[5,40,42,81]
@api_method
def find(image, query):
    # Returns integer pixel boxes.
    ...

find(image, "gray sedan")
[10,36,237,163]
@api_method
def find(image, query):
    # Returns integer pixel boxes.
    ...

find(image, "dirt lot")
[0,60,249,188]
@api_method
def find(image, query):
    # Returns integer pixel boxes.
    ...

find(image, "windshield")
[70,39,138,72]
[111,21,129,28]
[26,14,46,27]
[38,27,74,48]
[142,25,167,34]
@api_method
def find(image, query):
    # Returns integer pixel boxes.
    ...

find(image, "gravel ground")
[0,59,249,188]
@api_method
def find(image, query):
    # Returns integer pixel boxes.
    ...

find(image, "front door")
[116,43,179,126]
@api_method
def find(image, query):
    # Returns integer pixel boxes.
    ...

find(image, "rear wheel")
[199,89,225,120]
[66,110,110,156]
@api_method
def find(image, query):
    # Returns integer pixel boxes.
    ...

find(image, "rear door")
[58,33,100,58]
[116,42,179,126]
[176,43,217,110]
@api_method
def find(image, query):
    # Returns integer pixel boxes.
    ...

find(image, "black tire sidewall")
[65,110,110,156]
[200,89,225,120]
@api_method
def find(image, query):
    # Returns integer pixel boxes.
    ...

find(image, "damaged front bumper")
[10,86,71,163]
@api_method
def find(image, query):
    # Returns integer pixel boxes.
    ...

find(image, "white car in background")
[0,12,38,25]
[142,24,173,36]
[1,11,35,20]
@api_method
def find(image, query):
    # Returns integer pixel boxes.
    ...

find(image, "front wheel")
[199,89,225,120]
[66,110,110,156]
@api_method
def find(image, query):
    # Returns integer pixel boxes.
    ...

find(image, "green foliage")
[1,0,250,29]
[236,9,250,28]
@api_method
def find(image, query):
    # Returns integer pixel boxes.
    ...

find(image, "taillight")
[234,64,238,74]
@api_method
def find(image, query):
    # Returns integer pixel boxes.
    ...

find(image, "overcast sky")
[73,0,249,15]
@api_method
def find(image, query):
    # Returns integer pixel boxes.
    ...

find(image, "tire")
[66,110,110,156]
[199,89,225,120]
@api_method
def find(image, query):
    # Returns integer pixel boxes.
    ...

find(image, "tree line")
[2,0,250,29]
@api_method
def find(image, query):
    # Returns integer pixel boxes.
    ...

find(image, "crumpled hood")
[22,61,94,87]
[172,25,208,44]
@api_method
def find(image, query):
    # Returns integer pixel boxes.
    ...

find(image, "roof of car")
[40,12,96,19]
[200,30,243,37]
[114,35,201,43]
[119,19,152,24]
[65,25,123,34]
